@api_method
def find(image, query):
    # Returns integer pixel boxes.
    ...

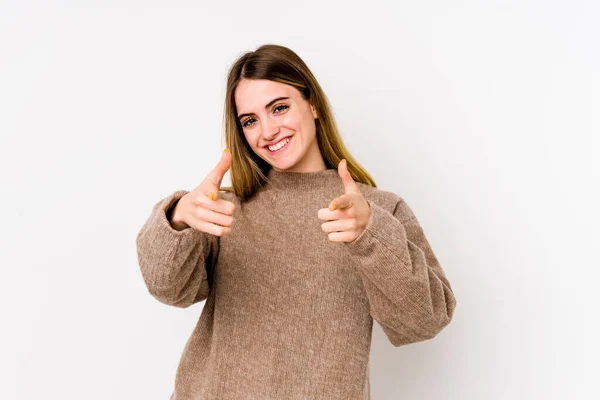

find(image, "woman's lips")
[266,136,292,155]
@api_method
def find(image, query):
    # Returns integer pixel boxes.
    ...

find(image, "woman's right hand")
[169,149,235,236]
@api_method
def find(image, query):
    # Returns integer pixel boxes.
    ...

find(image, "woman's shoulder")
[356,182,402,205]
[355,182,414,222]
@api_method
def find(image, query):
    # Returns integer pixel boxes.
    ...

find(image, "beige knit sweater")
[136,167,456,400]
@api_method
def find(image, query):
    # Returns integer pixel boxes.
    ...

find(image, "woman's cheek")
[244,132,260,151]
[281,114,298,129]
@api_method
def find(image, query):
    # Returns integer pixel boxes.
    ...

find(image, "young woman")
[136,44,457,400]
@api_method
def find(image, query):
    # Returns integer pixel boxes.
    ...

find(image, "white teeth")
[268,137,290,151]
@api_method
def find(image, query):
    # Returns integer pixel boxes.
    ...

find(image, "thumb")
[205,148,231,200]
[338,159,358,194]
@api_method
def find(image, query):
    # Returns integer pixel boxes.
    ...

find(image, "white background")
[2,1,598,399]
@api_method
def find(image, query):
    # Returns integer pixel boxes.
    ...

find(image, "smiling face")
[235,78,325,173]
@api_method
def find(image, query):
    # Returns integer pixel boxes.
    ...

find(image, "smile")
[267,137,291,153]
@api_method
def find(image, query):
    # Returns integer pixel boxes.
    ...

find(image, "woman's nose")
[262,117,280,138]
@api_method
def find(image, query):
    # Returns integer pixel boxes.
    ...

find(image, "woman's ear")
[310,103,318,119]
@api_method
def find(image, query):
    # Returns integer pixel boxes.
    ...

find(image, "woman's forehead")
[235,79,298,107]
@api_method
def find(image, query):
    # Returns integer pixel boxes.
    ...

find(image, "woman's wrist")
[167,199,190,231]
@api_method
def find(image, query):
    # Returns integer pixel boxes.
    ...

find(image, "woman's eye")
[274,104,289,113]
[242,118,255,127]
[241,105,287,127]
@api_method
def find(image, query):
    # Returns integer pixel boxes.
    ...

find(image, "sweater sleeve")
[344,195,457,347]
[136,190,220,308]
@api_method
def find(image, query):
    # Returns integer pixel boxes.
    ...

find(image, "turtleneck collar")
[265,167,342,192]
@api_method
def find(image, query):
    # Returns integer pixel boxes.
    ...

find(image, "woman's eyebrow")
[238,97,290,120]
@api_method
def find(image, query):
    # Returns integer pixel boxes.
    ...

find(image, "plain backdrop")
[1,1,598,399]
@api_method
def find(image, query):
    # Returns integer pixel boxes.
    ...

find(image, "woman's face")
[235,78,324,173]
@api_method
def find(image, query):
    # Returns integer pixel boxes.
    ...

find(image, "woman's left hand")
[318,159,371,243]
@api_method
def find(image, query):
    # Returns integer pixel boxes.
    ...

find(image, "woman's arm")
[345,194,457,347]
[136,190,220,308]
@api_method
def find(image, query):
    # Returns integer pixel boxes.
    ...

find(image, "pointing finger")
[337,159,359,194]
[329,193,353,211]
[205,149,231,200]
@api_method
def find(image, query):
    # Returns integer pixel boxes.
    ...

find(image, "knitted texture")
[136,168,457,399]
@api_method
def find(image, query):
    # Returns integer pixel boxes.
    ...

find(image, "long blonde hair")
[220,44,376,201]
